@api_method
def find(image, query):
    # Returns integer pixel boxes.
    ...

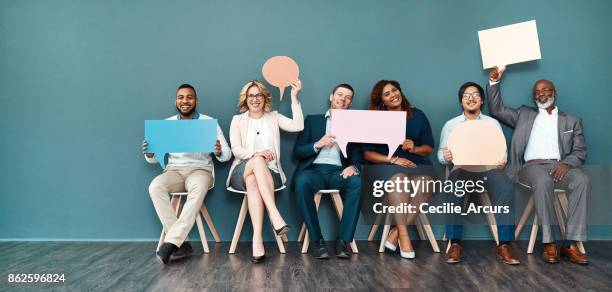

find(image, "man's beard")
[536,97,555,109]
[176,106,196,117]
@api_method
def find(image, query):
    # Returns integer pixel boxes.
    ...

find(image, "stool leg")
[301,193,323,254]
[272,221,286,254]
[480,192,499,245]
[418,213,440,253]
[368,214,383,241]
[195,212,209,253]
[527,215,539,254]
[229,196,248,254]
[200,205,221,243]
[330,192,358,253]
[515,196,535,239]
[379,223,391,253]
[414,217,425,240]
[298,224,307,242]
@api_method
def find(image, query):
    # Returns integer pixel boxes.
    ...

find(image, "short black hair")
[331,83,354,95]
[458,82,484,105]
[177,83,197,96]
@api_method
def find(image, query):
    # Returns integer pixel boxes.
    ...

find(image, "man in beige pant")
[142,84,231,264]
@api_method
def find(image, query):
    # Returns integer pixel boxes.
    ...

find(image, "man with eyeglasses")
[438,82,520,265]
[488,67,589,265]
[292,83,362,259]
[141,84,232,264]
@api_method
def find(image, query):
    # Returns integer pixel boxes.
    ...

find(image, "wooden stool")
[515,184,586,254]
[367,212,440,253]
[157,192,221,253]
[228,186,288,254]
[297,189,359,254]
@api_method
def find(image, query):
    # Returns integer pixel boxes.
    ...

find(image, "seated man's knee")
[148,179,168,197]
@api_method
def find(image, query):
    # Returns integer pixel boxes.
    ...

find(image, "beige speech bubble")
[262,56,299,100]
[447,120,506,166]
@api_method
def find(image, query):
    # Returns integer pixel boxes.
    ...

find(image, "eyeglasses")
[247,93,265,101]
[462,92,481,100]
[382,87,399,98]
[534,88,554,95]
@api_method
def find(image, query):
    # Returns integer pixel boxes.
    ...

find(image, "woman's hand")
[141,140,154,158]
[290,79,302,103]
[255,150,276,161]
[401,139,415,153]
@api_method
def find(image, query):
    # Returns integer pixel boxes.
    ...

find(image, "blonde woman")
[227,79,304,263]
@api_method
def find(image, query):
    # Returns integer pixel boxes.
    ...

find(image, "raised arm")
[487,67,520,128]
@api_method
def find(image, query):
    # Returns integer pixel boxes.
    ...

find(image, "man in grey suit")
[487,67,589,265]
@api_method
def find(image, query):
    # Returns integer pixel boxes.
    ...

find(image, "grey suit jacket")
[486,83,587,182]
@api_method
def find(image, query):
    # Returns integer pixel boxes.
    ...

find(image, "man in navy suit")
[292,83,362,259]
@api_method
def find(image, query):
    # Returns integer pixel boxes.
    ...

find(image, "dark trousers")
[294,164,362,242]
[445,168,515,242]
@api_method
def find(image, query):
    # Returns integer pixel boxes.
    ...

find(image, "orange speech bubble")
[262,56,299,100]
[446,120,506,165]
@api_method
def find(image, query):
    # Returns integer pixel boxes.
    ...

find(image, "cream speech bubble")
[446,120,506,165]
[330,109,406,159]
[262,56,299,100]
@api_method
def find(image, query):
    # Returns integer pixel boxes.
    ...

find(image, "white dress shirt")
[524,107,561,161]
[312,110,343,167]
[245,117,279,172]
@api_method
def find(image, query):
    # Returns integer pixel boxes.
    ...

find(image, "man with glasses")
[488,67,589,265]
[438,82,520,265]
[292,83,362,259]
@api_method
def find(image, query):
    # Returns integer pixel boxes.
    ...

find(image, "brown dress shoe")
[496,244,520,265]
[542,243,560,264]
[445,243,462,264]
[560,243,588,265]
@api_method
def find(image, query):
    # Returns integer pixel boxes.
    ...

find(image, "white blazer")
[227,103,304,186]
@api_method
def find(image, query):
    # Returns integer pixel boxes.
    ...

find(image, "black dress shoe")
[312,239,330,259]
[170,242,193,261]
[156,242,178,265]
[252,254,266,264]
[274,225,290,236]
[335,239,350,259]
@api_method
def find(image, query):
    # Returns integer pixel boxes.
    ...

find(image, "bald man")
[487,67,589,265]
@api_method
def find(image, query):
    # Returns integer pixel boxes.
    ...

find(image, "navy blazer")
[291,114,362,191]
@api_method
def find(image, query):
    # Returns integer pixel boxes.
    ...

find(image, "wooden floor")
[1,240,611,291]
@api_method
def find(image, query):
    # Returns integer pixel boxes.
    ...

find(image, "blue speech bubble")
[144,119,218,169]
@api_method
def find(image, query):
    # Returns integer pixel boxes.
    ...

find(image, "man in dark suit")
[292,83,362,259]
[487,67,589,265]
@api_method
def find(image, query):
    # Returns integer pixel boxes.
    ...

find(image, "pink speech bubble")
[262,56,299,100]
[330,109,406,159]
[446,120,506,165]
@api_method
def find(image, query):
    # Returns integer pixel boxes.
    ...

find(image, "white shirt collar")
[325,110,331,118]
[462,112,482,121]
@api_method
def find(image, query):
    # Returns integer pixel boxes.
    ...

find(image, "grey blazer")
[486,83,587,182]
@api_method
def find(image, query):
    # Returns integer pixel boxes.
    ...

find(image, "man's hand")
[488,66,506,82]
[315,134,336,149]
[141,140,154,158]
[442,147,453,162]
[391,157,417,168]
[214,139,222,156]
[550,162,570,182]
[340,165,358,179]
[401,139,415,153]
[255,150,276,162]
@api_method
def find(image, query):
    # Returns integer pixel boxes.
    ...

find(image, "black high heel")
[274,225,290,236]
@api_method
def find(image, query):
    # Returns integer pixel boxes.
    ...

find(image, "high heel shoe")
[251,254,266,264]
[274,224,290,236]
[398,239,415,259]
[384,228,397,252]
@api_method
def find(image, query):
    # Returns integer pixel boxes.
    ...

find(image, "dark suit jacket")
[487,83,587,182]
[291,114,362,191]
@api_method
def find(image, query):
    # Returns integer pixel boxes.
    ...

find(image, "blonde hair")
[237,80,273,113]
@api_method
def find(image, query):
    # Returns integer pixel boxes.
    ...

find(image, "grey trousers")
[518,161,590,243]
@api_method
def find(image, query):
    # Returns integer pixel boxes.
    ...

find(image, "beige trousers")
[148,167,213,246]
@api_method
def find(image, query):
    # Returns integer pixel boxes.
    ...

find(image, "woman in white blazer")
[228,79,304,263]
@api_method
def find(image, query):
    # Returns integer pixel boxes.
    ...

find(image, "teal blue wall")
[1,0,611,241]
